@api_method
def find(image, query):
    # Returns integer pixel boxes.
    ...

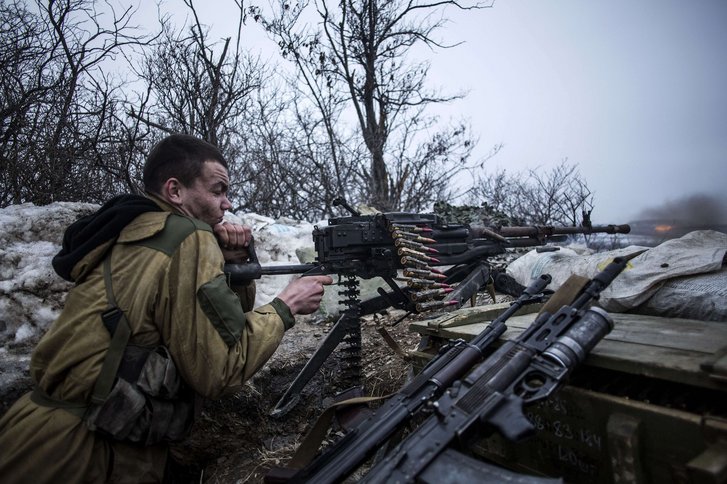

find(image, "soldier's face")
[177,160,233,227]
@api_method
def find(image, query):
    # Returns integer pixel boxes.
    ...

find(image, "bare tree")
[127,0,368,220]
[466,168,527,225]
[254,0,493,211]
[470,160,595,226]
[230,85,356,220]
[242,89,365,219]
[0,1,48,204]
[0,0,152,206]
[127,0,285,214]
[244,2,367,217]
[129,0,263,148]
[556,168,594,227]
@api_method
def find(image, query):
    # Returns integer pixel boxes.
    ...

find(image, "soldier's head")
[144,134,232,227]
[144,134,228,194]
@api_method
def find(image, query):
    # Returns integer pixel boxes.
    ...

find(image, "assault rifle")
[224,200,630,417]
[267,255,634,484]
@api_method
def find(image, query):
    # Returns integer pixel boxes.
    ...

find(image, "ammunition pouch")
[83,345,194,445]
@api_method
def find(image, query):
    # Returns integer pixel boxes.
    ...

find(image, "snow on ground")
[0,203,95,346]
[0,202,318,354]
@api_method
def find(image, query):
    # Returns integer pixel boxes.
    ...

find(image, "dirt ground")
[0,304,428,482]
[171,307,435,483]
[0,281,507,483]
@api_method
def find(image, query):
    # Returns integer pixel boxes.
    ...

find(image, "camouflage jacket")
[0,195,293,482]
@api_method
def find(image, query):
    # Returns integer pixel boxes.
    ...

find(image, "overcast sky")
[425,1,727,223]
[144,0,727,224]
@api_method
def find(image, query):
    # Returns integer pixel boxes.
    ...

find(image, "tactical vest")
[32,214,207,445]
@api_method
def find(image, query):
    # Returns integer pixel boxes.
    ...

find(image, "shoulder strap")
[30,389,88,418]
[91,214,207,404]
[35,215,207,411]
[133,213,210,256]
[89,255,133,406]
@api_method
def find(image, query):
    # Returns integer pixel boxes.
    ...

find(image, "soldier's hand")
[214,221,252,263]
[277,275,334,316]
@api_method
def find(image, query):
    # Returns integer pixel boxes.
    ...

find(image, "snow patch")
[0,202,317,349]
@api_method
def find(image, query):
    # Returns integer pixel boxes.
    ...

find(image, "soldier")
[0,134,333,482]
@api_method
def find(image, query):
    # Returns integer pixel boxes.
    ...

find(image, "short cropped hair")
[143,134,228,195]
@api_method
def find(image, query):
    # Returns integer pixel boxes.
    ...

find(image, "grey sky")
[425,1,727,222]
[141,0,727,223]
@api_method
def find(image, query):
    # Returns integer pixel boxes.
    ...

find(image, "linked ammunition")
[388,223,433,233]
[396,247,440,263]
[400,256,432,268]
[338,288,360,298]
[396,277,451,289]
[479,226,509,243]
[394,238,440,253]
[402,269,447,280]
[391,230,437,244]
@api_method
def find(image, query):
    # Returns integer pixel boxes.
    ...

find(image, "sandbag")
[634,266,727,321]
[506,230,727,321]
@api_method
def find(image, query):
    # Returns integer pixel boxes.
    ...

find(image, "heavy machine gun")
[266,255,634,484]
[224,200,630,417]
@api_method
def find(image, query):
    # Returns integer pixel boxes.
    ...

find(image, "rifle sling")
[288,394,392,469]
[539,274,590,316]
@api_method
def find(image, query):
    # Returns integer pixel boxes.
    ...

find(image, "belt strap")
[287,393,392,469]
[30,388,87,418]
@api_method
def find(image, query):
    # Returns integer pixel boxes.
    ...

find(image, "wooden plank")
[586,341,718,390]
[408,306,727,391]
[421,302,542,330]
[414,310,727,355]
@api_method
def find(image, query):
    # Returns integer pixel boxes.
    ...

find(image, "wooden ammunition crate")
[408,305,727,484]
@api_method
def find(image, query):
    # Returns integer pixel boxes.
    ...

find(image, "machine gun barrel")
[471,223,631,239]
[225,212,631,419]
[224,222,631,283]
[224,262,319,284]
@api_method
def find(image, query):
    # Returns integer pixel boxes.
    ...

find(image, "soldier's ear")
[161,178,185,207]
